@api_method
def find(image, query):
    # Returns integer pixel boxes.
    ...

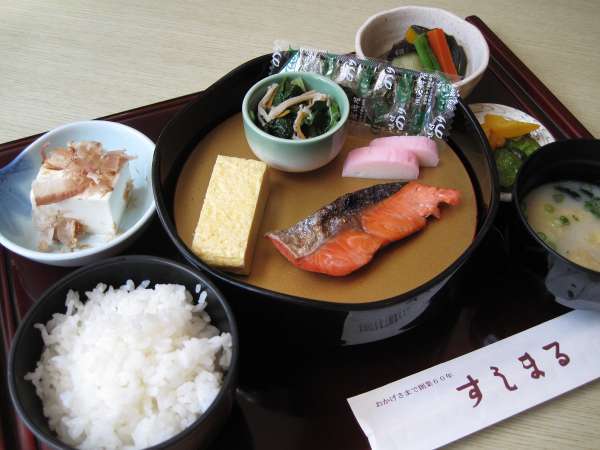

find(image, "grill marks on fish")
[266,182,461,276]
[268,182,405,258]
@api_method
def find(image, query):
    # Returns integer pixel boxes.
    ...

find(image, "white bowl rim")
[0,120,156,262]
[355,5,490,90]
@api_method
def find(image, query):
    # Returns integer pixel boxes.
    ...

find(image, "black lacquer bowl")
[152,54,499,345]
[8,255,239,450]
[511,139,600,310]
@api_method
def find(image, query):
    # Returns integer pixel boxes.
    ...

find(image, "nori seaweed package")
[269,43,459,139]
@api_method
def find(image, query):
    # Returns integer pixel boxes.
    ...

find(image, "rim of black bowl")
[7,254,239,450]
[151,54,499,312]
[513,139,600,277]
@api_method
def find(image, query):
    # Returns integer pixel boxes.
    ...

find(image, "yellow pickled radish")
[481,122,492,140]
[483,114,540,139]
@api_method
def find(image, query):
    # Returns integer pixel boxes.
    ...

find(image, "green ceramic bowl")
[242,72,350,172]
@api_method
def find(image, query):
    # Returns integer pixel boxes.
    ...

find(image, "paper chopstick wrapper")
[347,310,600,450]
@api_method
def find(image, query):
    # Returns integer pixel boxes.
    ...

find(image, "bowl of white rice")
[8,255,239,450]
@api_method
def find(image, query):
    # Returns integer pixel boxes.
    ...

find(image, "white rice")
[25,281,232,450]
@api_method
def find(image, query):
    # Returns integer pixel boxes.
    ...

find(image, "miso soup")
[523,180,600,272]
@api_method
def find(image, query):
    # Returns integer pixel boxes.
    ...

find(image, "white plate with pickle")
[0,121,155,266]
[470,103,555,202]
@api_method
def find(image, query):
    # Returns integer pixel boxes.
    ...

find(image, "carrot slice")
[427,28,458,76]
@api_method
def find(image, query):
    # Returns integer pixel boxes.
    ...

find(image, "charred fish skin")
[266,182,405,258]
[267,182,462,277]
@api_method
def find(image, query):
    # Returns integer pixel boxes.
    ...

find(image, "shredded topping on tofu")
[35,214,85,251]
[33,141,134,206]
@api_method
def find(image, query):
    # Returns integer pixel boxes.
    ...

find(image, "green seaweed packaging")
[269,45,459,139]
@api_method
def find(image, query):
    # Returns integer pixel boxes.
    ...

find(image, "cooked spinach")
[272,77,305,107]
[264,115,294,139]
[328,99,341,130]
[302,100,329,137]
[257,76,341,140]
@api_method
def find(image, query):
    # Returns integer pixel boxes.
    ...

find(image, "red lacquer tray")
[0,16,594,450]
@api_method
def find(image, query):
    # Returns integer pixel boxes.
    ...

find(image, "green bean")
[414,34,441,72]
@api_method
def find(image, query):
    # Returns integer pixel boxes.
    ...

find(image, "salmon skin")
[266,181,461,276]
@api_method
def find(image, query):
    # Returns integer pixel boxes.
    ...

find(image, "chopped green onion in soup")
[523,180,600,272]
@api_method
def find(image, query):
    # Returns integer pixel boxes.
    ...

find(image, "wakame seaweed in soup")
[253,76,341,140]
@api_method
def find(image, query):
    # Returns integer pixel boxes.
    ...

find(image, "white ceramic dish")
[355,6,489,97]
[470,103,555,202]
[0,120,155,266]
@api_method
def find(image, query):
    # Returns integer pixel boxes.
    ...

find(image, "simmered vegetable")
[392,53,423,72]
[446,35,467,77]
[427,28,458,76]
[385,25,467,77]
[405,26,419,44]
[414,33,441,72]
[385,39,415,61]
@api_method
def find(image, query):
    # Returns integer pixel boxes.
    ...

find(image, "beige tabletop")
[2,0,599,448]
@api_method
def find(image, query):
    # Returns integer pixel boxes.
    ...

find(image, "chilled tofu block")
[31,162,132,236]
[30,141,134,250]
[192,155,269,275]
